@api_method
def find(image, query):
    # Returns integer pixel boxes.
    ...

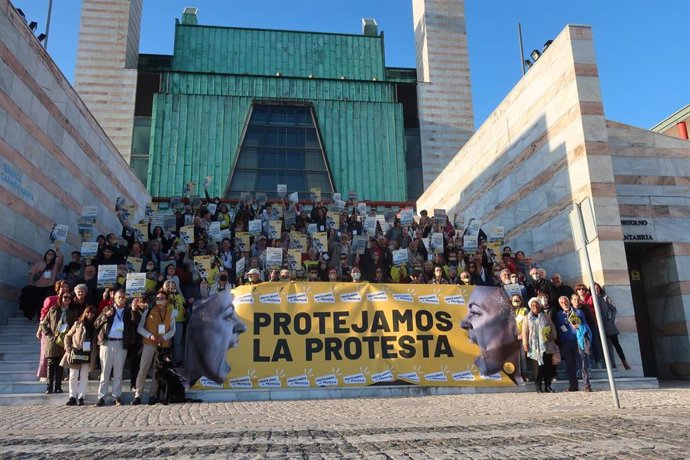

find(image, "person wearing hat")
[246,268,262,285]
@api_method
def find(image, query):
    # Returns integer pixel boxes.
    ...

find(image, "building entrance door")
[625,243,679,378]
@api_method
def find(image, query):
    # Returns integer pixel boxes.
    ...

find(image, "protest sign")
[352,236,368,255]
[49,224,68,244]
[97,265,117,289]
[125,272,146,297]
[248,219,262,236]
[267,221,282,240]
[234,232,250,253]
[193,255,213,281]
[434,209,446,227]
[287,249,302,270]
[81,206,98,224]
[290,232,308,252]
[209,222,221,242]
[431,232,445,254]
[80,242,98,259]
[392,249,408,266]
[126,257,143,273]
[400,208,414,226]
[133,223,149,243]
[363,216,377,235]
[180,225,195,245]
[266,247,283,269]
[310,187,321,202]
[312,232,328,254]
[235,257,246,277]
[277,184,287,198]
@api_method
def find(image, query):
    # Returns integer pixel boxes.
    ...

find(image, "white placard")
[49,224,68,243]
[97,265,117,289]
[266,247,283,268]
[125,272,146,297]
[80,242,98,258]
[209,221,221,242]
[393,249,408,266]
[248,219,262,236]
[277,184,287,198]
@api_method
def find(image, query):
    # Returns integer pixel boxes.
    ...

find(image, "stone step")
[0,343,40,353]
[6,317,38,325]
[0,326,42,334]
[0,378,147,395]
[0,371,37,382]
[0,361,37,372]
[0,377,659,406]
[0,334,40,343]
[0,351,40,362]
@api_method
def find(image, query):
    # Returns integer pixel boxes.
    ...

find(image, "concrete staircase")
[0,309,658,406]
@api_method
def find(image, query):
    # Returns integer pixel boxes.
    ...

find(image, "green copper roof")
[147,21,408,201]
[172,24,386,80]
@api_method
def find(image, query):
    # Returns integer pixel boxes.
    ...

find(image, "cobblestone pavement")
[1,387,689,459]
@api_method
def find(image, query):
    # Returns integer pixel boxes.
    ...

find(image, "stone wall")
[608,121,690,377]
[0,1,150,322]
[417,25,644,375]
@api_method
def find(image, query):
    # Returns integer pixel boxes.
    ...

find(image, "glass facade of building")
[226,104,334,198]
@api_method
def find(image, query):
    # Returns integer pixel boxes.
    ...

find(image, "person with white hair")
[522,297,558,393]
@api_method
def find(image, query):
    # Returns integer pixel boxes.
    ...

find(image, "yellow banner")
[185,283,522,390]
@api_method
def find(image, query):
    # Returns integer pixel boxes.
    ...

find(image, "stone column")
[412,0,474,188]
[74,0,142,163]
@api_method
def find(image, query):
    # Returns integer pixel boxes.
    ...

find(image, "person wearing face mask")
[350,266,364,283]
[447,266,460,285]
[526,268,557,309]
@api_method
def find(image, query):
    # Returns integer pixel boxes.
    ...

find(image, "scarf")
[576,322,592,353]
[527,312,551,366]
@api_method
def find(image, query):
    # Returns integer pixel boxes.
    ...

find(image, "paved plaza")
[0,385,689,459]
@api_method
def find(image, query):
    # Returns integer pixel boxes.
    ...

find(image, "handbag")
[552,350,562,365]
[68,349,91,364]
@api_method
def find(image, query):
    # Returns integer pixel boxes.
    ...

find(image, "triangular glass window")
[225,103,335,199]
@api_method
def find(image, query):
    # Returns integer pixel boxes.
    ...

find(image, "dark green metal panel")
[163,73,395,102]
[172,24,386,81]
[149,22,408,200]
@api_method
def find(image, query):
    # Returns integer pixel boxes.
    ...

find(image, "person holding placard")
[94,289,135,406]
[27,248,64,320]
[40,291,79,394]
[61,306,98,406]
[132,290,176,406]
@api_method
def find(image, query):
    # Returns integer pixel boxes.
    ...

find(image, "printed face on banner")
[187,284,522,390]
[183,290,247,385]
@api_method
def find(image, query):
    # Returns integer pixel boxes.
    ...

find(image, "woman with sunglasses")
[40,291,79,394]
[62,305,98,406]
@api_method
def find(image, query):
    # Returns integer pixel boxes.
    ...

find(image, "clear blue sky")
[12,0,690,130]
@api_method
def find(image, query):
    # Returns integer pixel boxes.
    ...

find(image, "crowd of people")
[21,192,631,405]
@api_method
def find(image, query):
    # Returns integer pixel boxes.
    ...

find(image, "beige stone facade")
[0,1,149,321]
[417,24,690,379]
[413,0,474,189]
[74,0,142,163]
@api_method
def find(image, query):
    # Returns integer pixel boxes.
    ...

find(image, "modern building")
[75,0,474,202]
[417,25,690,379]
